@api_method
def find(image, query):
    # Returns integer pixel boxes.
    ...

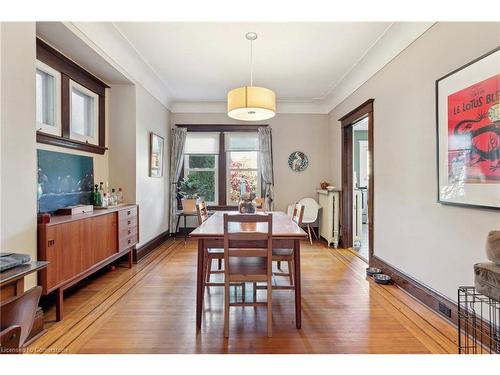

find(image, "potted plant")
[178,175,207,212]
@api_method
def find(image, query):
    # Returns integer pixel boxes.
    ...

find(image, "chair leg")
[224,282,230,338]
[242,282,246,303]
[267,278,273,338]
[288,259,294,286]
[253,282,257,303]
[277,260,282,270]
[204,254,211,283]
[312,226,319,240]
[307,225,313,245]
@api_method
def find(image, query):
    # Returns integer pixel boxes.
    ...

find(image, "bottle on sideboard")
[102,192,108,208]
[93,184,102,206]
[110,188,117,206]
[117,188,124,204]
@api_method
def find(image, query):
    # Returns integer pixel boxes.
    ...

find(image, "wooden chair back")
[0,286,42,352]
[223,213,273,279]
[292,203,305,226]
[196,201,209,225]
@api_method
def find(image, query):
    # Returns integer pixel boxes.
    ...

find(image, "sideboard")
[37,204,139,320]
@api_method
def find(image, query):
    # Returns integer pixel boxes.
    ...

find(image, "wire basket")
[458,286,499,354]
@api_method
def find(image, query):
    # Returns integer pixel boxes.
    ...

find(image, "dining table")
[189,210,308,332]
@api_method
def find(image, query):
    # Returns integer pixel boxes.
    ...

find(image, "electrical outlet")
[438,302,451,318]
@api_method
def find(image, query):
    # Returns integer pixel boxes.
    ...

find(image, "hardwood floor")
[28,238,458,354]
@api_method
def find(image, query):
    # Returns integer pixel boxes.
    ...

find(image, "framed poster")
[436,47,500,209]
[149,132,164,177]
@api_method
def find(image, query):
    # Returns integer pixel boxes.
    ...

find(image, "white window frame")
[184,154,219,205]
[69,79,99,145]
[226,150,261,205]
[36,60,61,136]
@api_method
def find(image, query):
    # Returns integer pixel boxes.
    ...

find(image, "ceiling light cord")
[249,38,253,87]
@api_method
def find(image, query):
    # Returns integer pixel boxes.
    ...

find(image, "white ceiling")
[114,22,392,103]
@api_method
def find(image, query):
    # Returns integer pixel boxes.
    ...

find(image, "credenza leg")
[56,288,64,321]
[128,249,133,268]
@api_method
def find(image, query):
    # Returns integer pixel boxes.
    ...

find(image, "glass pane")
[184,132,219,154]
[188,155,216,169]
[229,151,258,169]
[71,87,95,137]
[187,171,216,203]
[225,132,259,151]
[36,69,55,126]
[229,170,258,203]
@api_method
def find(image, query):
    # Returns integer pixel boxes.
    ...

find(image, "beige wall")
[1,22,38,289]
[109,85,136,204]
[135,86,170,246]
[328,22,500,301]
[171,112,330,212]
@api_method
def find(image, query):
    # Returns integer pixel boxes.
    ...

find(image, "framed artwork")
[436,47,500,209]
[149,132,164,178]
[288,151,309,172]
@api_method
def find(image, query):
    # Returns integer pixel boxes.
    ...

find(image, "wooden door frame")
[339,99,374,262]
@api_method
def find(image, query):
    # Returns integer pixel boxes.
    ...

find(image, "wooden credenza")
[37,204,139,320]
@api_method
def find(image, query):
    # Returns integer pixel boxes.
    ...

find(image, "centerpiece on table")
[238,192,257,214]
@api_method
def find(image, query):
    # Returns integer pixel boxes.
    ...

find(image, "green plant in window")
[178,174,212,201]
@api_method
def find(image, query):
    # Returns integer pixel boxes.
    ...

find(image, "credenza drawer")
[119,215,137,229]
[118,206,137,221]
[119,232,138,252]
[119,225,137,239]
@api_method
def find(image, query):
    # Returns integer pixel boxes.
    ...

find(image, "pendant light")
[227,32,276,121]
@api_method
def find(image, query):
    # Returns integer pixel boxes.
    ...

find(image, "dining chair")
[223,213,273,338]
[273,203,304,285]
[0,286,42,354]
[298,197,321,244]
[196,201,224,287]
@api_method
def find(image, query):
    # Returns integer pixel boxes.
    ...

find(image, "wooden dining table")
[189,211,308,332]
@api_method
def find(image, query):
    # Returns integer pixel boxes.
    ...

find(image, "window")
[184,133,220,205]
[225,133,260,205]
[36,60,61,136]
[36,38,108,155]
[70,80,99,145]
[182,129,262,207]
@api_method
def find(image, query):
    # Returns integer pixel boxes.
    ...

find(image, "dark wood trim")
[36,132,107,155]
[218,132,227,205]
[338,99,374,125]
[176,124,268,132]
[134,231,170,263]
[36,38,109,93]
[36,37,107,155]
[371,255,458,325]
[340,99,374,262]
[61,74,70,138]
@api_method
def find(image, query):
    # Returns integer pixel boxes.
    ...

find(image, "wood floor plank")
[28,238,457,354]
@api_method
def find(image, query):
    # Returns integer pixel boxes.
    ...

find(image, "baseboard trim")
[371,255,458,325]
[134,231,170,263]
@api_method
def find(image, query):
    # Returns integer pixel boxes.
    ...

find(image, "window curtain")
[169,127,187,234]
[258,127,274,211]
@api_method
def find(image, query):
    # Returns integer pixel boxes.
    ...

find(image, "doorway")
[339,100,374,263]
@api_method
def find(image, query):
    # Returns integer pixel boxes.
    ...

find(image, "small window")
[36,60,61,135]
[70,80,99,145]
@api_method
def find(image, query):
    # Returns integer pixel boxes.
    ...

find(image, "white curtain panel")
[169,127,187,233]
[258,127,274,211]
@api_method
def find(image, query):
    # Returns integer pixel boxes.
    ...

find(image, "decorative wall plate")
[288,151,309,172]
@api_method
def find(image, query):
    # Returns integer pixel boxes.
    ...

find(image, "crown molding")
[171,22,435,114]
[63,22,173,109]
